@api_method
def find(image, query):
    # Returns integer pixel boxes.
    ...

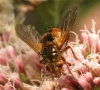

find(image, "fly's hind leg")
[61,46,78,60]
[61,46,79,79]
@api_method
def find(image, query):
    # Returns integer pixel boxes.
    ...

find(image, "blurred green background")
[15,0,100,34]
[1,0,100,37]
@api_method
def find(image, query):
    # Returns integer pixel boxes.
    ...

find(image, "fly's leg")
[38,65,46,90]
[39,66,56,90]
[61,46,78,60]
[61,56,76,79]
[61,46,78,79]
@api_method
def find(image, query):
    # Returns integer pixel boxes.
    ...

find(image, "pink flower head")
[57,20,100,90]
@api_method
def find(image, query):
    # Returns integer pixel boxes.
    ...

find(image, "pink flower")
[57,20,100,90]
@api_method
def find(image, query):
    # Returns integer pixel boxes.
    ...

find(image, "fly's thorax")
[41,28,64,48]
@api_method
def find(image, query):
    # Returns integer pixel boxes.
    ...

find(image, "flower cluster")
[0,33,43,90]
[58,20,100,90]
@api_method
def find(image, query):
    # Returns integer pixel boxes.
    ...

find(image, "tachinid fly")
[15,6,77,76]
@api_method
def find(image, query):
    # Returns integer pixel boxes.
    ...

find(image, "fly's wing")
[57,6,77,48]
[57,6,77,34]
[15,24,42,53]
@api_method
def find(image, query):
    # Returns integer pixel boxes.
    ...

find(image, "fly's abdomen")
[41,44,57,63]
[40,44,64,75]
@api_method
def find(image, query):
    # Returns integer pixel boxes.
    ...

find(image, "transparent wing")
[57,6,77,33]
[15,24,42,53]
[57,6,77,49]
